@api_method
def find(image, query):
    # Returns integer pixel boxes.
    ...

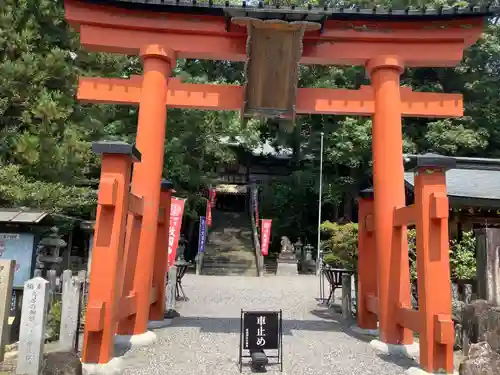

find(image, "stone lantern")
[293,239,303,259]
[35,227,67,277]
[304,243,313,261]
[303,242,316,274]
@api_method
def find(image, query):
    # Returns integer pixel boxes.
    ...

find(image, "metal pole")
[316,132,324,278]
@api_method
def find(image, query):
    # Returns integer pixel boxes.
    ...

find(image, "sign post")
[252,188,259,228]
[239,310,283,372]
[196,216,207,275]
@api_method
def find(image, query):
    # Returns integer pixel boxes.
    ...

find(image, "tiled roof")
[404,156,500,201]
[0,208,49,223]
[220,136,293,159]
[80,0,500,21]
[405,170,500,201]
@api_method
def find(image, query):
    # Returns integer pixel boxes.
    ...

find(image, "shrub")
[322,223,476,282]
[47,300,62,340]
[320,221,358,270]
[450,230,476,281]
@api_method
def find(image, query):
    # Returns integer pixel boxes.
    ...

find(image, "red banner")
[206,199,212,227]
[168,197,186,268]
[260,219,272,256]
[209,188,216,208]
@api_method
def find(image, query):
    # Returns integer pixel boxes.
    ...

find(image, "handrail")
[249,186,264,277]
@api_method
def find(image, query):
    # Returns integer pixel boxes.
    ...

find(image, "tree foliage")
[1,0,499,247]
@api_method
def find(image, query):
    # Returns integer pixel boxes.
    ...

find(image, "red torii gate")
[63,0,496,373]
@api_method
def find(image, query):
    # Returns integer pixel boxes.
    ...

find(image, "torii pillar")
[368,55,414,348]
[117,45,176,337]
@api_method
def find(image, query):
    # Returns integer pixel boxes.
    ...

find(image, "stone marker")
[462,299,500,356]
[16,277,49,375]
[40,350,83,375]
[164,266,180,319]
[341,273,352,319]
[475,228,500,305]
[77,270,87,283]
[59,270,82,351]
[0,259,15,362]
[459,341,500,375]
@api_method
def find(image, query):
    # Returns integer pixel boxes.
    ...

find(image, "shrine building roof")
[78,0,499,22]
[404,156,500,208]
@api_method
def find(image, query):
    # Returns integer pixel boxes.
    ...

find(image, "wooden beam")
[296,86,463,117]
[366,294,379,315]
[396,305,421,333]
[394,205,416,227]
[78,77,463,118]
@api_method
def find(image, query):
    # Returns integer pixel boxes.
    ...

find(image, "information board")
[0,233,35,288]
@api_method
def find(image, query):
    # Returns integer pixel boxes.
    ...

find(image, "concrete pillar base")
[148,318,173,329]
[82,357,124,375]
[114,330,157,350]
[404,367,457,375]
[350,325,379,337]
[370,339,420,358]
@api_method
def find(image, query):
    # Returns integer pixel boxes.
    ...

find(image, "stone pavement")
[119,274,417,375]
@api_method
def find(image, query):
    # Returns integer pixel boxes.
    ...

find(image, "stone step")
[203,254,256,262]
[203,263,255,270]
[201,267,258,276]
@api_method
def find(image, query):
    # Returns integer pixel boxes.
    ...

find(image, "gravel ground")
[120,274,417,375]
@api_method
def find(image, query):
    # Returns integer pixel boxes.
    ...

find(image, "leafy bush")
[320,221,358,270]
[408,228,475,282]
[408,228,417,281]
[46,300,62,340]
[323,252,343,267]
[321,223,476,282]
[450,230,476,280]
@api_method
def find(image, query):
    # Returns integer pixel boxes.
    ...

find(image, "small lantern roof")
[39,227,67,248]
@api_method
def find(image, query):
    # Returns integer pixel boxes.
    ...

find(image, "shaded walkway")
[120,275,416,374]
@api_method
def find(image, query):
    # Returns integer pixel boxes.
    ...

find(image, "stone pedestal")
[276,253,298,276]
[459,342,500,375]
[462,300,500,356]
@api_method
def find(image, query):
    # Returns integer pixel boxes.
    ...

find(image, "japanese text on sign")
[242,311,280,351]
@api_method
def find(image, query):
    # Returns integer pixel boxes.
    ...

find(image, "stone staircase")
[201,210,258,276]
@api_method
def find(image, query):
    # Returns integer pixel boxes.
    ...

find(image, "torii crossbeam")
[78,76,463,118]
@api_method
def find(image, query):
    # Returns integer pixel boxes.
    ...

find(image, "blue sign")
[0,233,35,288]
[198,216,207,253]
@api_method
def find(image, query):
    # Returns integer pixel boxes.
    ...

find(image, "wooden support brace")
[396,304,420,333]
[434,314,454,345]
[86,303,105,332]
[118,292,137,321]
[366,294,379,315]
[128,193,144,216]
[393,205,415,227]
[430,192,449,220]
[97,178,118,206]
